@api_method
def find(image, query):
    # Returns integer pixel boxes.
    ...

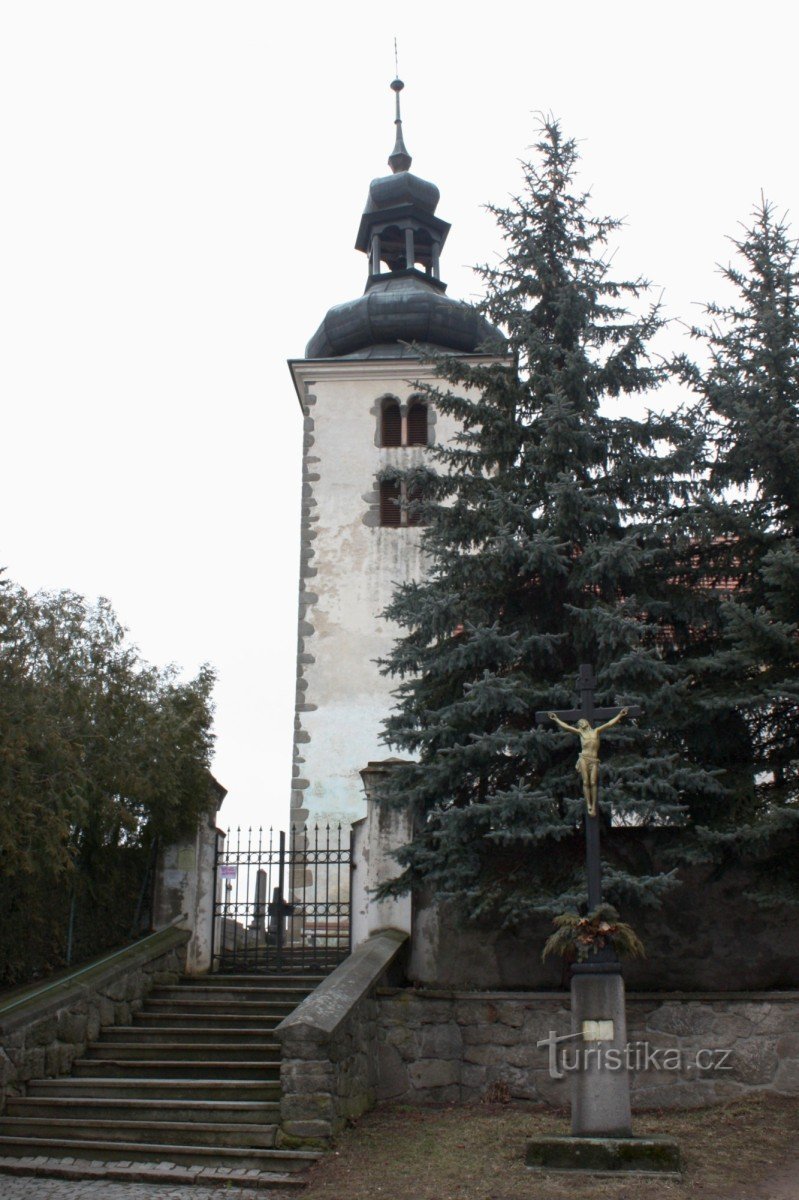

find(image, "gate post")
[351,759,413,951]
[152,776,226,974]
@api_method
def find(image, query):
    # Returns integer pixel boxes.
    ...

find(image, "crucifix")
[535,664,642,909]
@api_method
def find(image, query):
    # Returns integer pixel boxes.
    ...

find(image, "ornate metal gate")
[210,824,352,974]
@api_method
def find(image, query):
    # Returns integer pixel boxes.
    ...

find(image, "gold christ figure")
[547,709,630,817]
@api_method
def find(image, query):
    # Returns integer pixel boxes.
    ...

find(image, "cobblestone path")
[0,1179,298,1199]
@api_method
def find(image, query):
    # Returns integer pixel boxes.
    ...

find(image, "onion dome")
[305,79,502,360]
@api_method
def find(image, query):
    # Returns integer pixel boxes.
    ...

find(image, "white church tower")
[288,79,497,835]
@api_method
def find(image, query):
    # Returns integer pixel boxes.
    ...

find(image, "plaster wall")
[152,807,223,974]
[351,764,414,949]
[408,852,799,992]
[288,358,467,837]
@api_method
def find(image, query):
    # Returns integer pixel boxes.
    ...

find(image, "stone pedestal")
[526,1135,681,1176]
[570,964,632,1137]
[526,957,681,1176]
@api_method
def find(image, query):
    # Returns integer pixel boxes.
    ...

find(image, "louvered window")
[407,402,428,446]
[381,401,402,447]
[379,480,402,527]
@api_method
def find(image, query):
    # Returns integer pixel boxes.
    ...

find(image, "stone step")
[83,1041,281,1062]
[0,1117,278,1149]
[101,1025,279,1045]
[0,1157,306,1191]
[144,999,296,1016]
[191,974,325,987]
[217,955,345,970]
[215,960,344,975]
[154,986,315,1003]
[0,1136,320,1173]
[6,1097,280,1125]
[133,1012,283,1029]
[73,1058,279,1080]
[28,1079,281,1102]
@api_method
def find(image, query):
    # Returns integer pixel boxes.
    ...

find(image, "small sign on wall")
[582,1020,614,1042]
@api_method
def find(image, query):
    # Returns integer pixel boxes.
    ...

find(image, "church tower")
[288,79,498,834]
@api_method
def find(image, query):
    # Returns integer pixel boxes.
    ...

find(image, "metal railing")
[210,824,352,974]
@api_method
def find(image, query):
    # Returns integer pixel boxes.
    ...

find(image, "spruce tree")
[379,121,720,925]
[681,201,799,902]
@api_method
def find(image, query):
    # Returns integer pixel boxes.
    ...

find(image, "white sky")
[1,1,796,834]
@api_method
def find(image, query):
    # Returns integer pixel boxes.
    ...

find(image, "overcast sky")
[1,1,796,834]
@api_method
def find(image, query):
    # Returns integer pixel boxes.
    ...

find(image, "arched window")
[414,227,434,274]
[379,225,405,273]
[381,400,402,447]
[379,480,402,527]
[407,401,428,446]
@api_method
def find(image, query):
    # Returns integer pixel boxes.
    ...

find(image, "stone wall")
[274,929,407,1147]
[0,926,188,1115]
[375,988,799,1110]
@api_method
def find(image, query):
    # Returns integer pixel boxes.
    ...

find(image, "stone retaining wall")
[274,929,407,1147]
[375,988,799,1110]
[0,926,189,1114]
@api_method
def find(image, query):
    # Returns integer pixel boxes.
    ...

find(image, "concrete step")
[143,999,296,1017]
[0,1136,320,1172]
[217,955,345,971]
[0,1117,279,1149]
[154,986,315,1003]
[83,1041,281,1062]
[101,1025,280,1045]
[28,1079,281,1102]
[6,1097,280,1124]
[133,1011,283,1029]
[0,968,339,1182]
[192,974,325,987]
[73,1058,279,1080]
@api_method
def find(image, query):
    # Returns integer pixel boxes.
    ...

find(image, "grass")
[294,1093,798,1200]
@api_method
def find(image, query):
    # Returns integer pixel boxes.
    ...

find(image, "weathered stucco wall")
[351,762,413,950]
[375,988,799,1110]
[152,800,224,975]
[409,843,799,992]
[288,358,471,837]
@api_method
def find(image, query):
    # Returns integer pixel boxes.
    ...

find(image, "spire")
[388,77,412,174]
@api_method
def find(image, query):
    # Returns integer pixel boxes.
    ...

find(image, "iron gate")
[210,824,352,974]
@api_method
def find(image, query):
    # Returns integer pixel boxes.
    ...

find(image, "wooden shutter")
[407,402,428,446]
[381,402,402,447]
[379,480,402,526]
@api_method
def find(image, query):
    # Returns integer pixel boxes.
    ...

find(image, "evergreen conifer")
[681,201,799,902]
[379,121,720,924]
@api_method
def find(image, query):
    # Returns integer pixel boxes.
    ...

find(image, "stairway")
[0,972,326,1189]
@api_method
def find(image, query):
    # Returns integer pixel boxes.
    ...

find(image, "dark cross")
[535,664,642,909]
